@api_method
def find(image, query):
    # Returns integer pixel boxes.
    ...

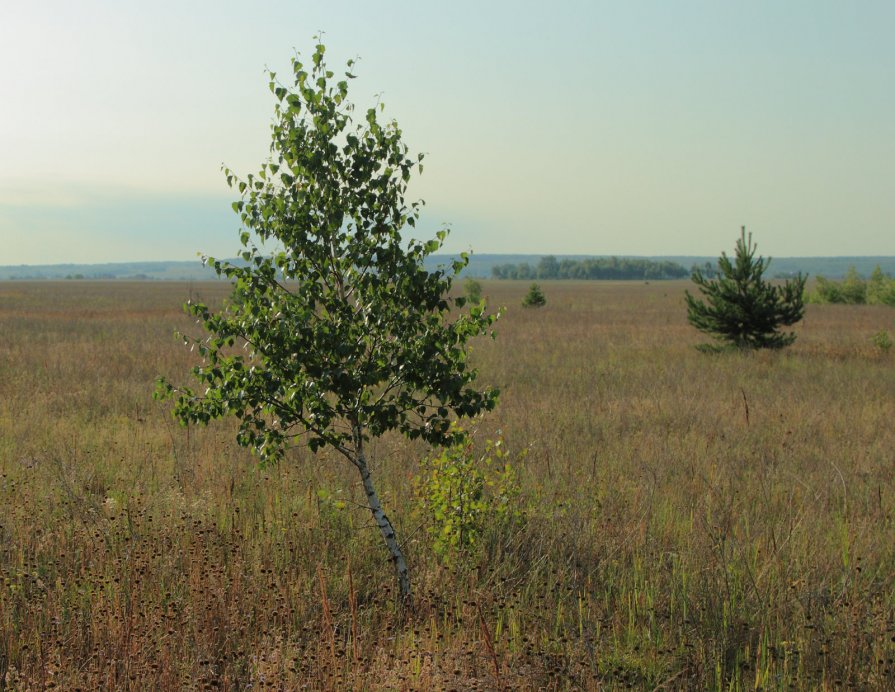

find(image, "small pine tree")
[522,283,546,308]
[685,226,806,350]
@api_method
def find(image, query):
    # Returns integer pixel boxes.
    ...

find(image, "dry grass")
[1,279,893,690]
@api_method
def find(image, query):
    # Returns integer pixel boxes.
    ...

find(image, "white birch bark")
[353,432,412,606]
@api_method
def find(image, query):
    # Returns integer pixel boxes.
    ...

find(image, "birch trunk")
[353,433,412,607]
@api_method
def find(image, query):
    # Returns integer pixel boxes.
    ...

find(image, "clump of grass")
[870,329,892,353]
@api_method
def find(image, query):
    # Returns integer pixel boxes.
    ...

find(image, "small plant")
[870,330,892,353]
[522,283,546,308]
[463,277,483,304]
[415,427,523,565]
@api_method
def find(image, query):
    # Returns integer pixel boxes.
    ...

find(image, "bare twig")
[477,601,501,690]
[317,563,337,669]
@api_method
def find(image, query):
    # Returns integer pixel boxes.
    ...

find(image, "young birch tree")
[155,42,499,606]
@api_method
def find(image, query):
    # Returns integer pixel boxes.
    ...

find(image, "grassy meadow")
[1,279,894,690]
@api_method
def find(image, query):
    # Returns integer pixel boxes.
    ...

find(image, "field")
[1,279,893,690]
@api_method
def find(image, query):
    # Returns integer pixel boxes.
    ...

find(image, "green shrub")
[870,330,893,353]
[810,276,847,303]
[414,428,523,565]
[463,277,483,304]
[840,267,867,303]
[868,267,895,306]
[809,266,895,306]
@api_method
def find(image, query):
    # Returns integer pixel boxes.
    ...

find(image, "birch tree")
[155,41,499,605]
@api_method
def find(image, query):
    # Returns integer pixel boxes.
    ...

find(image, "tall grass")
[1,280,893,689]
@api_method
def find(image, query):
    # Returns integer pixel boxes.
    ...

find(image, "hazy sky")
[2,1,893,264]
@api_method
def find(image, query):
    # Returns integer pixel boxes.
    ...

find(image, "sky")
[1,1,894,265]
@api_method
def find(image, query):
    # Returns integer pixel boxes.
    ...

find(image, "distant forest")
[4,255,895,281]
[491,256,690,280]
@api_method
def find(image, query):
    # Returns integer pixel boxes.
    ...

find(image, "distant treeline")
[491,256,690,280]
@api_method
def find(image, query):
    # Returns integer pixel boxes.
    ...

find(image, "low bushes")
[808,266,895,305]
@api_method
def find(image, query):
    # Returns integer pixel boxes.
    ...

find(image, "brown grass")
[1,279,894,690]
